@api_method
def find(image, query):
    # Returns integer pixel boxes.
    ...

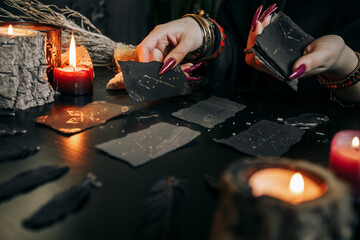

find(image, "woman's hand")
[245,4,358,82]
[290,36,357,80]
[245,4,278,78]
[136,17,203,76]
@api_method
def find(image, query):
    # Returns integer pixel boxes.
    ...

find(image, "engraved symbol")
[138,75,175,90]
[273,22,300,55]
[66,111,84,124]
[37,115,48,123]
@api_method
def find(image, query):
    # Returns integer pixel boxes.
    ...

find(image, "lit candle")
[249,168,327,205]
[8,24,13,34]
[0,25,55,110]
[0,22,62,87]
[54,34,94,95]
[210,158,355,240]
[0,25,35,36]
[329,130,360,187]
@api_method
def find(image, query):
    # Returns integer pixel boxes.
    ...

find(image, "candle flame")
[352,137,359,150]
[289,172,304,194]
[8,25,13,35]
[69,34,76,70]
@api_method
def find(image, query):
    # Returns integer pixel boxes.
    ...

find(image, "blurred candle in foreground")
[330,130,360,188]
[249,168,326,205]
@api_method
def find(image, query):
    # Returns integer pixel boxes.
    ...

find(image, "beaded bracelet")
[318,51,360,89]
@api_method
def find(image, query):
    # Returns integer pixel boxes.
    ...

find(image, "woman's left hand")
[245,5,358,81]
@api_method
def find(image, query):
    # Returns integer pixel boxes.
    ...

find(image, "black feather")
[0,146,40,162]
[23,173,102,229]
[138,176,188,240]
[0,165,69,203]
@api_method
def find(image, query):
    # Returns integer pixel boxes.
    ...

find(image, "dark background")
[0,0,222,45]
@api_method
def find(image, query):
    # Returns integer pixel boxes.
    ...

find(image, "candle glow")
[8,25,13,35]
[53,34,94,95]
[69,34,76,70]
[352,137,359,150]
[289,172,304,195]
[249,168,326,204]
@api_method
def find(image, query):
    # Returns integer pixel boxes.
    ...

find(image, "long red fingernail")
[252,5,263,32]
[259,3,277,22]
[184,62,202,73]
[159,58,176,75]
[288,64,306,80]
[187,77,201,82]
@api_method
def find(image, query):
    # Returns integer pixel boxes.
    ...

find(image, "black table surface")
[0,67,359,240]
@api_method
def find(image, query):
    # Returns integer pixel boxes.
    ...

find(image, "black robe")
[207,0,360,100]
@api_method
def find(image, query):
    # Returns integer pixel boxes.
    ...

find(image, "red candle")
[329,130,360,187]
[54,66,93,95]
[54,34,94,95]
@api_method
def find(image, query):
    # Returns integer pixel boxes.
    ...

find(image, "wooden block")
[0,27,55,110]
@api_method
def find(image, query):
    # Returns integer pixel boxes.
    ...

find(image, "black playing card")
[171,96,246,128]
[96,122,200,167]
[119,61,191,103]
[215,120,305,157]
[252,11,314,90]
[35,101,131,134]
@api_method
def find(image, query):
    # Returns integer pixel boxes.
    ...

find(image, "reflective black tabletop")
[0,67,359,240]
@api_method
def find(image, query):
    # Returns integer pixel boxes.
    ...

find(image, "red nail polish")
[288,64,306,80]
[259,4,278,22]
[252,5,263,32]
[187,77,201,82]
[184,62,202,73]
[159,58,176,75]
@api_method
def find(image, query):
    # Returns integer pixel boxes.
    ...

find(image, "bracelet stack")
[182,10,225,62]
[318,51,360,89]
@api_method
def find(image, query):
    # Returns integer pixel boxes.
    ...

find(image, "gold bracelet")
[182,13,213,61]
[318,51,360,89]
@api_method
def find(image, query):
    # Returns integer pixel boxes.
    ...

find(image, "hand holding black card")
[119,61,191,103]
[252,11,314,91]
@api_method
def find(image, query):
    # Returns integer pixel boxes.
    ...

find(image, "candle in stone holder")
[0,22,61,86]
[248,168,326,205]
[330,130,360,188]
[210,158,356,240]
[54,34,94,95]
[0,25,55,110]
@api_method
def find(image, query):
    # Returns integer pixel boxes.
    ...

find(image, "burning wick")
[289,172,304,204]
[352,137,359,151]
[69,34,76,71]
[8,25,13,35]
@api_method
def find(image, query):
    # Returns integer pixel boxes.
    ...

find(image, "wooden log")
[210,158,357,240]
[0,27,55,110]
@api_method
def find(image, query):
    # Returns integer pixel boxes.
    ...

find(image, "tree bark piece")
[0,28,55,110]
[210,158,357,240]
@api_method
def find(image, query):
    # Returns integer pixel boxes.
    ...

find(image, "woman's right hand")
[137,17,203,75]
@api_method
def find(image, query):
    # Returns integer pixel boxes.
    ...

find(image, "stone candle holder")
[210,158,357,240]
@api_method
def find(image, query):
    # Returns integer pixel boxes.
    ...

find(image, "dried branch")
[0,0,118,66]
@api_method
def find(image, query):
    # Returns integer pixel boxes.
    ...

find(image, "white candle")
[249,168,327,204]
